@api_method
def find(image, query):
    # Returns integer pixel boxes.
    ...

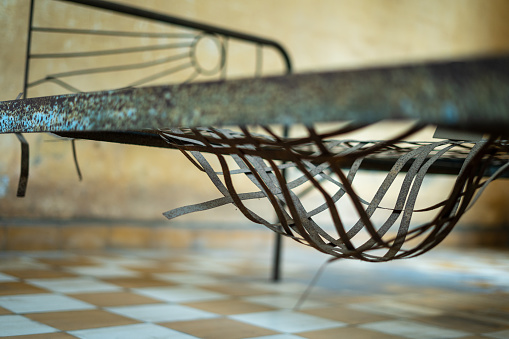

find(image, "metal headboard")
[23,0,292,98]
[17,0,294,281]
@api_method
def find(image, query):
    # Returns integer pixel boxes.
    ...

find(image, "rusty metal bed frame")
[1,0,509,279]
[4,0,295,281]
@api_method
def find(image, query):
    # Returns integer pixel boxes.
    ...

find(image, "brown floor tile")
[453,294,509,310]
[301,306,393,324]
[101,277,174,288]
[0,306,12,315]
[154,256,195,264]
[69,291,164,307]
[467,309,509,326]
[0,282,49,296]
[403,293,502,312]
[327,295,382,305]
[478,293,509,308]
[160,318,277,339]
[129,268,189,278]
[298,326,405,339]
[183,299,276,315]
[383,284,427,295]
[398,295,455,311]
[232,267,271,278]
[1,269,77,279]
[417,313,509,333]
[2,333,76,339]
[0,226,5,250]
[26,309,139,331]
[200,283,274,297]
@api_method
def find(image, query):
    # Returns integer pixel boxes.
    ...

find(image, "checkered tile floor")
[0,246,508,338]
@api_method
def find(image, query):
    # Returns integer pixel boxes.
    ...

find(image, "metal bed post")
[15,0,35,198]
[272,124,290,282]
[23,0,35,100]
[19,0,294,282]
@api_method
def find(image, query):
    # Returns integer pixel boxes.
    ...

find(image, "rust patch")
[1,55,508,133]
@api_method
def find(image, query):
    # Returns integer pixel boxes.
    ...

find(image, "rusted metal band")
[160,126,509,261]
[1,55,508,134]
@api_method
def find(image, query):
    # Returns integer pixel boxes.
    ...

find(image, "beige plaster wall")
[1,0,509,247]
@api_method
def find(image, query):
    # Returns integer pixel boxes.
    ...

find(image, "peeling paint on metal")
[0,55,508,134]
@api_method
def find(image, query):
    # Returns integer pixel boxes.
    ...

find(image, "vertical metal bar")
[272,231,283,281]
[221,37,228,80]
[271,124,290,282]
[23,0,36,99]
[270,38,291,281]
[15,0,35,198]
[15,133,29,197]
[71,139,83,181]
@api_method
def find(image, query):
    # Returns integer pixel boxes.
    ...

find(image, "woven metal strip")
[160,125,509,261]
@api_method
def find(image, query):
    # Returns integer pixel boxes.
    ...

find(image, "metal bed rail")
[10,0,294,281]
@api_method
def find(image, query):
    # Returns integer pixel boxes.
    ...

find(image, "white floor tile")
[153,273,222,286]
[27,277,123,294]
[230,310,345,333]
[0,293,95,313]
[243,294,328,310]
[65,265,140,278]
[70,323,198,339]
[248,282,310,295]
[107,304,219,323]
[90,257,160,268]
[0,258,48,270]
[0,272,17,282]
[360,320,469,339]
[132,286,228,303]
[172,262,237,275]
[0,315,58,337]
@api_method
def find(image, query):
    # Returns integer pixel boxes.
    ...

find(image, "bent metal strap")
[159,125,509,262]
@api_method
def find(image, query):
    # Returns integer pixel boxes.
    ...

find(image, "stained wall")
[1,0,509,250]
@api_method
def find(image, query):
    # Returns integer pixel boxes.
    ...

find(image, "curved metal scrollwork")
[190,34,227,77]
[23,0,291,97]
